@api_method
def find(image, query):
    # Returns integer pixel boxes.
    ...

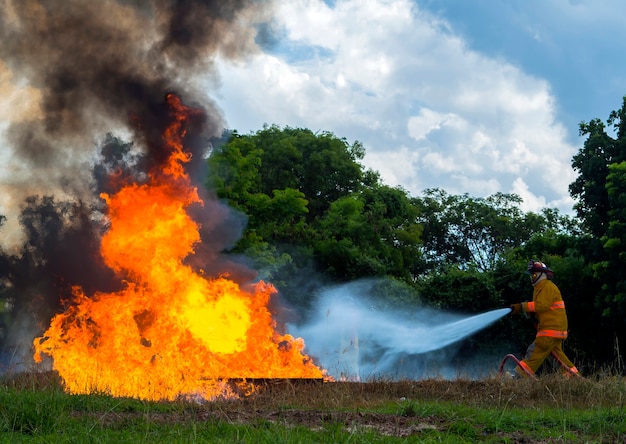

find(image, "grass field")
[1,370,625,443]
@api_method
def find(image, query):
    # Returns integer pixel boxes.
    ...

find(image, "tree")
[415,189,560,272]
[207,126,426,285]
[206,126,382,310]
[315,184,422,281]
[569,96,626,321]
[569,96,626,239]
[569,119,614,239]
[597,161,626,317]
[206,132,263,212]
[206,122,622,367]
[210,126,367,222]
[246,188,310,244]
[295,130,365,220]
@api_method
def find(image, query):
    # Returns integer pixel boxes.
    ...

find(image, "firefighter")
[509,260,580,378]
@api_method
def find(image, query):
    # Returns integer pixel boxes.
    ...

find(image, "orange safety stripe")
[550,301,565,310]
[518,360,535,376]
[525,300,564,313]
[536,330,568,339]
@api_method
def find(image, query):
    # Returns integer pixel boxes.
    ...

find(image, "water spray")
[394,307,511,354]
[290,282,512,381]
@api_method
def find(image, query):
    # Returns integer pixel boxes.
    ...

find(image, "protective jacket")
[521,279,568,339]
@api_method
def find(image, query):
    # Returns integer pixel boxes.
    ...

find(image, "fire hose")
[498,354,537,379]
[498,352,584,379]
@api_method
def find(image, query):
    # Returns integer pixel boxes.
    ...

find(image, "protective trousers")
[515,336,578,377]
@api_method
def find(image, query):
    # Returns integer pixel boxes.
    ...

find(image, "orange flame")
[33,94,325,401]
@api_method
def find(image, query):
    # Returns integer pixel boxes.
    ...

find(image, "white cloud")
[457,176,501,196]
[364,144,420,189]
[407,108,465,141]
[213,0,579,213]
[511,177,547,213]
[421,151,456,174]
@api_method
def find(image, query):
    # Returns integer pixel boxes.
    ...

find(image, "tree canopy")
[569,96,626,328]
[201,102,626,370]
[2,96,626,372]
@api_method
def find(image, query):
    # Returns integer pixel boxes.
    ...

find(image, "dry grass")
[245,373,625,409]
[3,370,624,410]
[2,370,625,441]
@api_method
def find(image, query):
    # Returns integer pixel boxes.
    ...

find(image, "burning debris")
[0,1,325,400]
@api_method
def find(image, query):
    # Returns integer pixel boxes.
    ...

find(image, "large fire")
[33,94,325,401]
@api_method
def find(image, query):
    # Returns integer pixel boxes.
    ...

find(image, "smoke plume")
[0,0,268,203]
[0,0,271,368]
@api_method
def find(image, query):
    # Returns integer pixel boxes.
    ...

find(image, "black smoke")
[0,0,269,176]
[0,0,272,369]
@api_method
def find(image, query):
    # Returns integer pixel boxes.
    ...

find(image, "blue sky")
[213,0,626,215]
[424,0,625,139]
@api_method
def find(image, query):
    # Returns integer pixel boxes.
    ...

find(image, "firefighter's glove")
[509,304,523,315]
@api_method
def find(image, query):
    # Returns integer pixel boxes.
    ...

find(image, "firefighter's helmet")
[527,260,554,279]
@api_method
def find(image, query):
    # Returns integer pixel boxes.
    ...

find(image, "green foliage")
[570,117,615,238]
[235,241,295,286]
[247,188,310,243]
[415,189,568,272]
[417,266,500,312]
[209,125,367,224]
[207,134,263,208]
[202,110,626,367]
[315,185,423,281]
[599,161,626,317]
[568,95,626,348]
[207,126,423,291]
[366,277,422,311]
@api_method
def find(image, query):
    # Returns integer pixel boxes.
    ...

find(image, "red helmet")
[527,260,554,278]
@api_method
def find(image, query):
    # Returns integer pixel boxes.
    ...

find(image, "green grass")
[0,372,625,443]
[389,398,626,442]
